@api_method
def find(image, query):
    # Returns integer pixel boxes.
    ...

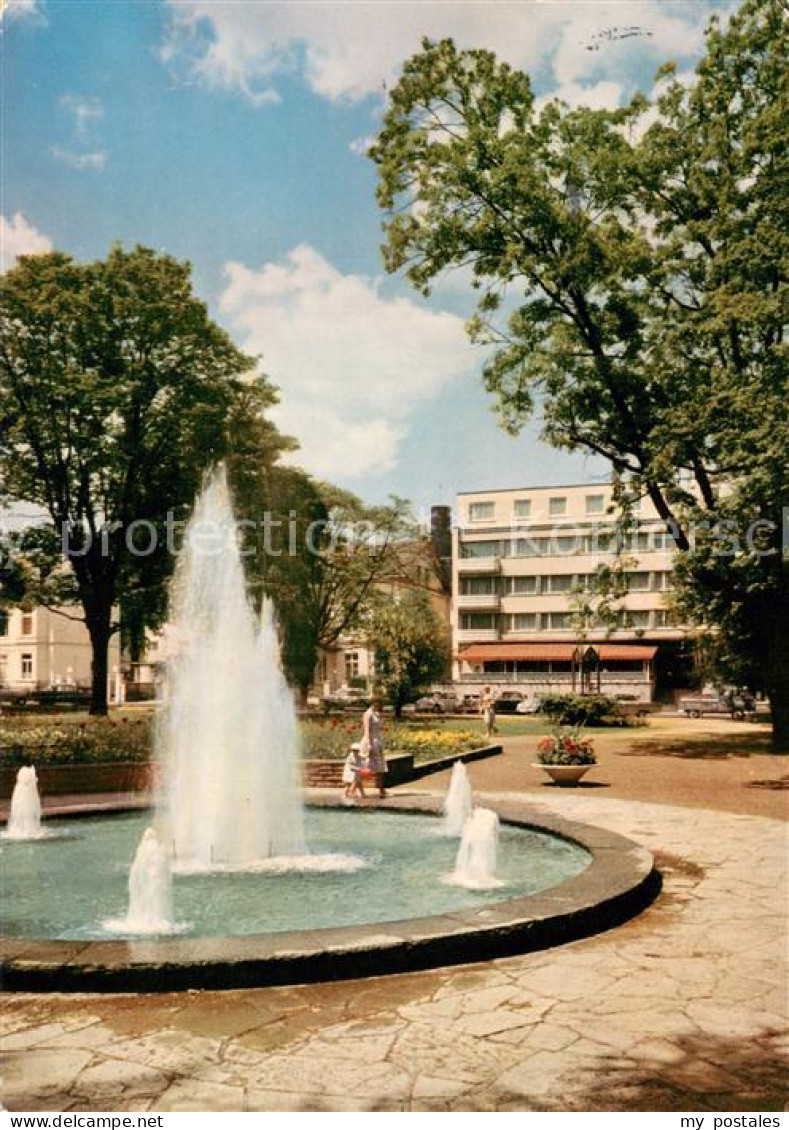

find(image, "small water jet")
[4,766,46,840]
[103,827,184,936]
[442,760,473,836]
[446,807,504,889]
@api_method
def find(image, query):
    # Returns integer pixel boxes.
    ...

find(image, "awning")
[597,645,658,661]
[457,643,657,663]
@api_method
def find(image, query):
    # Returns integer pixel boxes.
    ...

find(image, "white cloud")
[349,134,375,157]
[1,212,52,272]
[3,0,44,22]
[162,0,728,109]
[219,245,475,479]
[51,146,106,171]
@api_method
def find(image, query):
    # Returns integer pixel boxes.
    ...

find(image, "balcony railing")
[457,557,501,574]
[457,671,652,685]
[456,593,501,611]
[455,629,500,643]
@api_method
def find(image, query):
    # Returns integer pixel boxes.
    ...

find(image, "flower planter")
[533,763,594,786]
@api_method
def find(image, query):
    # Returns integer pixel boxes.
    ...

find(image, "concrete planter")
[0,761,155,800]
[533,763,594,786]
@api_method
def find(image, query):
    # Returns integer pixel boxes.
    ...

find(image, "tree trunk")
[764,614,789,753]
[767,689,789,753]
[86,614,112,717]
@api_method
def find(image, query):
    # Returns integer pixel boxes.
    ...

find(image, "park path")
[2,788,787,1112]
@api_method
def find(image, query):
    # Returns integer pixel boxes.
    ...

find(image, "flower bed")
[0,715,483,772]
[0,718,152,768]
[300,718,480,764]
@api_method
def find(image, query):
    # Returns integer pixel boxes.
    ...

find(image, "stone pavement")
[2,791,787,1112]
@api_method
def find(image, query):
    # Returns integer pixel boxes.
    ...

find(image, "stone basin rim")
[0,793,660,993]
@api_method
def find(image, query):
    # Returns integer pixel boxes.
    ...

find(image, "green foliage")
[0,717,152,767]
[371,2,789,748]
[231,461,418,695]
[300,717,479,761]
[538,694,623,727]
[370,591,451,716]
[0,245,278,713]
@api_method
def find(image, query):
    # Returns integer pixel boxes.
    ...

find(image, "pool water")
[0,809,590,941]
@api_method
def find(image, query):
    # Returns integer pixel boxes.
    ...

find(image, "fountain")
[4,766,45,840]
[2,467,640,993]
[442,760,473,836]
[159,468,306,871]
[447,807,504,889]
[104,827,183,936]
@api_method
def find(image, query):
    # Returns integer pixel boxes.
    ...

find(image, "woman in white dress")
[361,694,387,799]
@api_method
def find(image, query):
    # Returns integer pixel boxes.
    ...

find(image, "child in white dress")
[342,742,367,803]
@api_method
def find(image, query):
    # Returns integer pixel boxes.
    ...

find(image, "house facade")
[453,484,692,703]
[0,606,121,694]
[317,510,453,695]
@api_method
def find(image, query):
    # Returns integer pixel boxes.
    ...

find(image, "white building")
[0,606,121,693]
[453,483,691,703]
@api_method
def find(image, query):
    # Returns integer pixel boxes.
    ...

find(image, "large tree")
[0,245,276,714]
[370,589,451,717]
[234,464,418,699]
[371,0,788,747]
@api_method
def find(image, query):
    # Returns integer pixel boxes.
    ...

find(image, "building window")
[509,576,537,595]
[468,501,495,522]
[627,573,651,591]
[21,613,34,635]
[555,535,581,555]
[344,652,360,681]
[460,613,498,631]
[545,612,572,630]
[652,572,671,591]
[460,576,498,595]
[585,494,605,515]
[511,613,537,632]
[461,539,504,559]
[620,610,650,629]
[546,575,574,594]
[21,653,33,678]
[549,496,567,517]
[652,531,674,551]
[0,611,7,636]
[513,499,531,520]
[653,609,678,628]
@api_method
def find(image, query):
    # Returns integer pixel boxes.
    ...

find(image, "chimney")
[430,505,452,593]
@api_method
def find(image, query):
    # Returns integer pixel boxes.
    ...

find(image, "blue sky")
[3,0,733,512]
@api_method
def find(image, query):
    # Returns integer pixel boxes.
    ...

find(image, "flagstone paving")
[2,791,787,1112]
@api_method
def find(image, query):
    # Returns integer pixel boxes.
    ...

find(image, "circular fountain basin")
[0,796,658,992]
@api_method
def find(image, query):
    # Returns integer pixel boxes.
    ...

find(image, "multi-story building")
[0,606,121,694]
[453,483,691,703]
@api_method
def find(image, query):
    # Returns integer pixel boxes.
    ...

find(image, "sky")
[2,0,735,513]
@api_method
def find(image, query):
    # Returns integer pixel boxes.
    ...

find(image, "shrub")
[538,693,623,727]
[0,717,153,767]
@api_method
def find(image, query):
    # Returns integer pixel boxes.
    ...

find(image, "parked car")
[494,691,526,714]
[414,691,462,714]
[615,694,662,719]
[320,687,370,713]
[515,696,543,715]
[458,693,481,715]
[678,691,755,720]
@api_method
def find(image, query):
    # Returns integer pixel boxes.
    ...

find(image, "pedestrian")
[361,692,387,799]
[341,742,367,804]
[480,685,497,738]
